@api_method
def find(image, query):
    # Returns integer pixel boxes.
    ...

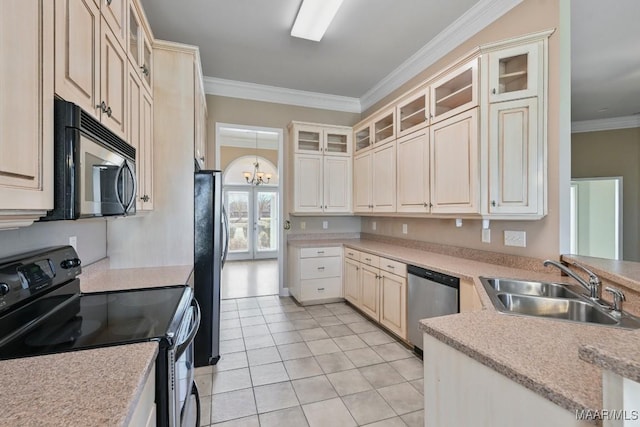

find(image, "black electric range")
[0,246,200,427]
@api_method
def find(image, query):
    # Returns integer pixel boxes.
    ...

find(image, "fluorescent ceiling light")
[291,0,344,42]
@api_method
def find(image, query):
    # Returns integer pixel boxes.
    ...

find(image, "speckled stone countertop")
[290,237,640,420]
[562,254,640,295]
[80,257,192,293]
[0,342,158,426]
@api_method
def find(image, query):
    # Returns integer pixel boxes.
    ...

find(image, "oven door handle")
[175,298,201,360]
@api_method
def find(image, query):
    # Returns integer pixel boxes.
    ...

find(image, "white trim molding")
[571,116,640,133]
[360,0,523,111]
[203,77,361,113]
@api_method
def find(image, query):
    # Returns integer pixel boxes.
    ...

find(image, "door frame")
[215,122,286,296]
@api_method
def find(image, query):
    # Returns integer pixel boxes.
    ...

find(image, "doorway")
[570,177,623,260]
[216,124,283,300]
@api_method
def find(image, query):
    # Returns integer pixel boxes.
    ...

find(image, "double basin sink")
[480,277,640,329]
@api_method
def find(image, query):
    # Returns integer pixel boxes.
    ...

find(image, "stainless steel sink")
[484,278,581,299]
[479,276,640,329]
[496,293,618,325]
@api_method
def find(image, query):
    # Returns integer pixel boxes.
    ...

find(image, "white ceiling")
[141,0,640,123]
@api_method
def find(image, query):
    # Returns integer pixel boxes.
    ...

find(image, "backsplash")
[0,219,107,264]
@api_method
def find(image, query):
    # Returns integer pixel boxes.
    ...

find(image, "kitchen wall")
[206,94,363,236]
[361,0,563,261]
[0,219,107,265]
[572,127,640,261]
[220,147,278,170]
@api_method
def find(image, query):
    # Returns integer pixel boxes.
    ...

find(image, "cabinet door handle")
[317,287,325,291]
[364,258,372,262]
[492,88,497,95]
[387,265,395,269]
[317,251,325,254]
[317,266,325,270]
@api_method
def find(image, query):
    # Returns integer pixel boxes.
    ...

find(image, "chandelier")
[243,133,271,185]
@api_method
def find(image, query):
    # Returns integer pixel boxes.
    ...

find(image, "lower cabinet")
[288,245,343,305]
[342,247,408,340]
[128,362,156,427]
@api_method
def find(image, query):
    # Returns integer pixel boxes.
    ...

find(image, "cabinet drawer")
[380,258,407,277]
[360,253,380,268]
[300,257,341,279]
[300,246,342,258]
[301,277,342,301]
[344,248,360,261]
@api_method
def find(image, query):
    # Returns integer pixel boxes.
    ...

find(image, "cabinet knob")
[106,0,112,5]
[141,195,150,202]
[96,101,107,113]
[140,64,150,76]
[492,88,497,95]
[423,202,428,208]
[106,106,112,118]
[491,200,496,207]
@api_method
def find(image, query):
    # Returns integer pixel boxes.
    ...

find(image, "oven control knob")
[0,283,9,297]
[61,258,82,269]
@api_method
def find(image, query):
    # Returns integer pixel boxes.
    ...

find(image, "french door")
[224,186,278,260]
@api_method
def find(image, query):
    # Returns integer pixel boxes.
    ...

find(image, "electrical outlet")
[402,224,408,234]
[69,236,77,251]
[322,221,328,230]
[300,221,306,230]
[482,228,491,243]
[504,230,526,247]
[372,221,377,231]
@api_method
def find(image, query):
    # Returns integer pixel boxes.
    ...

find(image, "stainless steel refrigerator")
[193,169,229,367]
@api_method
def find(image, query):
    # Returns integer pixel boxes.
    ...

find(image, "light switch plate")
[482,228,491,243]
[402,224,408,234]
[504,230,526,247]
[372,221,377,231]
[322,221,328,230]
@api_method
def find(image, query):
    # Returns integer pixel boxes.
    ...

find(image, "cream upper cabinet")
[294,154,323,212]
[354,121,372,154]
[488,42,541,103]
[397,130,430,213]
[397,88,430,138]
[343,257,361,305]
[431,58,478,124]
[430,108,479,214]
[372,141,397,213]
[101,18,128,140]
[101,0,126,49]
[353,152,373,213]
[194,84,207,167]
[323,156,351,213]
[379,270,407,340]
[0,0,54,219]
[290,122,352,214]
[54,0,101,119]
[128,1,153,94]
[359,265,380,321]
[372,108,396,146]
[488,97,541,216]
[129,65,153,211]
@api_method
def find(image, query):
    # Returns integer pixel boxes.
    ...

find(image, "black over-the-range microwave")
[42,99,137,221]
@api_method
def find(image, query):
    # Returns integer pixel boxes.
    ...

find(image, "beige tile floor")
[195,296,424,426]
[221,260,278,299]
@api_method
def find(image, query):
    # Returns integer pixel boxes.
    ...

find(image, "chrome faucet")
[543,260,601,300]
[605,287,626,315]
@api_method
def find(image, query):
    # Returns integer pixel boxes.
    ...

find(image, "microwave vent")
[79,110,135,160]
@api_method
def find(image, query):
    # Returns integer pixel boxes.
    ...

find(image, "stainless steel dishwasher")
[407,265,459,353]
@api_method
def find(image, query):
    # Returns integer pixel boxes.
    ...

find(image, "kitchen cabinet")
[352,107,396,154]
[343,248,408,340]
[0,0,54,226]
[397,130,430,213]
[290,122,352,214]
[127,363,156,427]
[354,141,396,213]
[288,245,343,305]
[430,59,478,124]
[354,121,372,154]
[54,0,130,141]
[343,256,361,306]
[101,0,126,50]
[396,88,430,138]
[488,97,541,216]
[194,85,207,167]
[54,0,101,118]
[488,42,540,103]
[459,279,483,312]
[128,1,153,94]
[430,108,479,214]
[129,65,154,211]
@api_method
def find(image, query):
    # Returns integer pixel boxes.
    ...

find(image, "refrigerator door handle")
[221,205,230,268]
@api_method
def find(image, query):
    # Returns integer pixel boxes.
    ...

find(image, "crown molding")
[203,77,361,113]
[572,116,640,133]
[360,0,523,112]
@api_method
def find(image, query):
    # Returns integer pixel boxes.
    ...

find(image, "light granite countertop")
[290,237,640,420]
[0,342,158,426]
[562,254,640,295]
